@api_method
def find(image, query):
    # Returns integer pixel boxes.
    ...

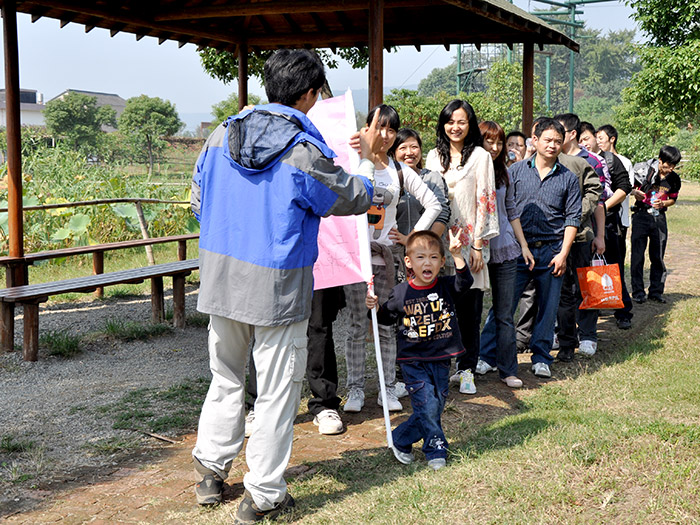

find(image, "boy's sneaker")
[578,340,597,357]
[313,409,344,435]
[458,370,477,394]
[193,457,224,506]
[392,446,414,465]
[343,389,364,413]
[378,388,403,411]
[475,359,497,375]
[394,381,409,398]
[244,409,255,438]
[531,362,551,378]
[234,490,295,524]
[427,458,446,471]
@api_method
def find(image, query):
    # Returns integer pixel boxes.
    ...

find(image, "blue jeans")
[393,360,450,461]
[481,243,564,366]
[479,258,518,377]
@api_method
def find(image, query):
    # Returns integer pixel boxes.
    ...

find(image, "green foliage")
[43,92,116,152]
[118,95,183,176]
[627,0,700,47]
[0,143,195,255]
[199,47,372,85]
[574,96,616,129]
[418,62,457,97]
[40,330,82,357]
[211,92,263,128]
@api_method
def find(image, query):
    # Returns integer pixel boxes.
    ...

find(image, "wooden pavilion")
[1,0,578,286]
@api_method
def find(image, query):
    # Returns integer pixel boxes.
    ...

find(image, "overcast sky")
[0,1,637,130]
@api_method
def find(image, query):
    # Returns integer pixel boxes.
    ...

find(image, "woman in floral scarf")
[425,100,499,395]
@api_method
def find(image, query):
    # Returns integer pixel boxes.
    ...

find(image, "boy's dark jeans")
[393,360,450,461]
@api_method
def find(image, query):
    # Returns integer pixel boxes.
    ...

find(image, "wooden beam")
[155,0,432,21]
[2,0,25,273]
[522,41,534,136]
[238,42,248,112]
[368,0,384,111]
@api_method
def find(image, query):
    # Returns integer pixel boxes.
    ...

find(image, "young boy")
[366,229,472,470]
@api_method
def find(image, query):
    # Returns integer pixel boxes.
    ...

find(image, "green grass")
[40,330,82,357]
[103,318,172,341]
[83,436,142,456]
[0,435,35,454]
[95,378,210,435]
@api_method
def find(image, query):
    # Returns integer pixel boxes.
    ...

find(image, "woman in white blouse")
[343,104,441,414]
[425,100,500,395]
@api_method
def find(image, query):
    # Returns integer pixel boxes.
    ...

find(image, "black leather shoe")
[556,347,575,362]
[616,318,632,330]
[648,295,667,304]
[633,295,647,304]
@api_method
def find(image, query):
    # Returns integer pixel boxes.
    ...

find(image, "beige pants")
[192,315,308,510]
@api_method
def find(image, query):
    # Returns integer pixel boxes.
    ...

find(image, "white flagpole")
[368,276,394,449]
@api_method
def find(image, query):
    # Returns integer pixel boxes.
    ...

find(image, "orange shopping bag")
[577,256,624,309]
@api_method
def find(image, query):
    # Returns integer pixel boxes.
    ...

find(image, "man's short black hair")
[264,49,326,107]
[659,145,682,166]
[554,113,580,139]
[534,118,565,140]
[506,130,527,142]
[579,121,596,137]
[597,124,618,146]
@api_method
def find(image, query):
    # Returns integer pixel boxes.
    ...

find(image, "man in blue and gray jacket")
[190,49,383,523]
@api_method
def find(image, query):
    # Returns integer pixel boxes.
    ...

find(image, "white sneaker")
[475,359,497,375]
[378,388,403,411]
[313,409,344,435]
[532,362,551,378]
[552,333,560,350]
[392,446,414,465]
[459,370,477,394]
[244,409,255,438]
[394,381,409,398]
[427,458,446,471]
[343,389,364,413]
[578,340,597,356]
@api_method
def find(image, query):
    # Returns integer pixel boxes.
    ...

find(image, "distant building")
[48,89,127,132]
[0,88,46,126]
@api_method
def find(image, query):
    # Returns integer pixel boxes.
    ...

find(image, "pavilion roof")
[4,0,578,53]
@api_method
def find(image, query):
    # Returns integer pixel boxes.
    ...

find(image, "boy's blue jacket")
[191,103,374,326]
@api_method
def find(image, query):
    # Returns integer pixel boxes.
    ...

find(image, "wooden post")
[93,251,104,297]
[238,42,248,112]
[172,274,186,328]
[522,42,534,136]
[177,240,187,261]
[3,0,26,286]
[1,302,15,352]
[151,277,164,323]
[134,202,156,265]
[368,0,384,111]
[23,303,39,362]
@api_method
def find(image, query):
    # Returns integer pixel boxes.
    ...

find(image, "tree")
[118,95,183,176]
[626,0,700,48]
[199,47,372,87]
[210,93,263,128]
[43,92,116,151]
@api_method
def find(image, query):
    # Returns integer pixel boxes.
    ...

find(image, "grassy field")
[175,181,700,524]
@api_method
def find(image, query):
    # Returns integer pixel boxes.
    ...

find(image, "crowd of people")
[188,49,682,524]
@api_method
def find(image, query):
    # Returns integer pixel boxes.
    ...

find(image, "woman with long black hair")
[425,100,499,394]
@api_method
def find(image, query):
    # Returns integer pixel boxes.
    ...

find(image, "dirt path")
[2,226,699,524]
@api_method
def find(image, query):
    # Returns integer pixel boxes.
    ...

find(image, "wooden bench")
[0,259,199,361]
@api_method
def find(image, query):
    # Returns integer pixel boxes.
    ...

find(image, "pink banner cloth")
[308,91,371,290]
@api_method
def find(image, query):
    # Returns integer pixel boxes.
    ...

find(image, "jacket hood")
[224,103,331,172]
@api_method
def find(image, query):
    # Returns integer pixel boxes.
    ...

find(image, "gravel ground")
[0,286,212,508]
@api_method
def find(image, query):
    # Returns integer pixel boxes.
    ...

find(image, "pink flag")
[307,91,372,290]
